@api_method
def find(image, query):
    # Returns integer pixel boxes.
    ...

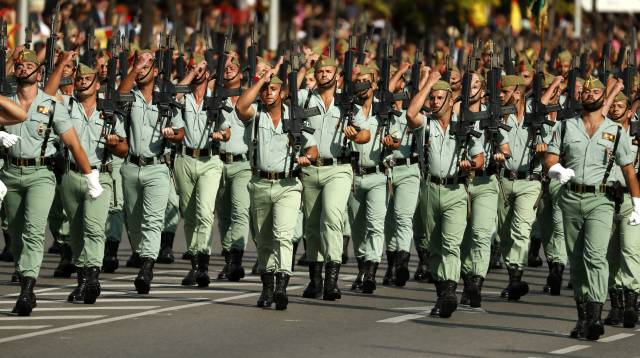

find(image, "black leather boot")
[432,280,458,318]
[585,302,605,341]
[460,273,471,306]
[11,270,22,283]
[67,267,87,303]
[195,253,211,288]
[468,275,484,308]
[102,240,120,273]
[12,276,37,316]
[362,261,379,294]
[604,286,624,326]
[351,258,365,291]
[382,251,397,286]
[0,231,13,262]
[251,259,259,275]
[53,243,76,278]
[489,242,503,270]
[500,265,529,301]
[623,288,639,328]
[181,255,198,286]
[84,267,101,304]
[414,248,433,282]
[546,262,565,296]
[47,239,61,254]
[394,251,410,287]
[274,272,291,310]
[126,252,142,268]
[227,249,245,282]
[543,261,552,294]
[341,236,350,264]
[134,258,155,294]
[182,251,193,260]
[218,249,231,280]
[157,232,175,264]
[302,262,324,299]
[323,261,342,301]
[570,301,587,338]
[527,237,543,267]
[257,272,274,308]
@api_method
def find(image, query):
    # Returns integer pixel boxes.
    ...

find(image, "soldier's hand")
[553,76,563,86]
[343,125,359,140]
[459,160,473,171]
[106,134,120,146]
[535,143,548,153]
[136,52,154,72]
[305,53,319,70]
[211,130,225,141]
[191,61,208,77]
[382,135,400,149]
[399,62,411,73]
[297,155,312,167]
[162,127,176,139]
[260,69,277,83]
[492,152,506,163]
[420,65,431,79]
[427,70,441,86]
[59,51,77,65]
[11,45,25,61]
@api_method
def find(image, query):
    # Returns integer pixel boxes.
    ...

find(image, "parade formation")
[0,0,638,346]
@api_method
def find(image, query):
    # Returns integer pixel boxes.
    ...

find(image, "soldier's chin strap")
[75,74,98,93]
[431,91,450,115]
[317,74,337,89]
[136,65,154,83]
[15,64,43,84]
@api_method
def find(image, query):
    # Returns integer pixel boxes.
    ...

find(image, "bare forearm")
[623,164,640,197]
[0,96,27,124]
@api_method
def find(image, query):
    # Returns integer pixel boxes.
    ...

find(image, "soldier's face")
[74,74,98,96]
[96,57,108,79]
[315,66,337,88]
[608,100,628,121]
[355,73,374,99]
[560,62,571,77]
[305,73,316,90]
[429,90,451,115]
[62,62,75,77]
[260,83,283,107]
[224,63,240,81]
[581,87,603,103]
[522,71,533,88]
[450,71,461,90]
[470,74,482,103]
[136,61,156,84]
[14,61,41,84]
[500,86,518,105]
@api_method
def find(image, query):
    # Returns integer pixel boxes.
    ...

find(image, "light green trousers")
[216,161,252,251]
[608,194,640,292]
[164,176,180,234]
[105,159,124,243]
[537,179,567,264]
[249,177,302,274]
[384,164,421,253]
[349,172,388,263]
[174,154,224,255]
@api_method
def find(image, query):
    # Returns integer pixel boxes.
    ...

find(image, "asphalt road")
[0,227,639,358]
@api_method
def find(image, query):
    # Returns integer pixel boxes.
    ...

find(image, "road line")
[377,313,425,323]
[99,283,262,288]
[0,315,105,321]
[0,298,205,304]
[597,333,635,343]
[20,290,236,296]
[0,286,302,344]
[549,345,590,354]
[0,306,159,312]
[0,325,52,330]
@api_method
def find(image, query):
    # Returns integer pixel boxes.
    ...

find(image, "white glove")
[84,170,104,199]
[0,180,6,204]
[548,163,575,184]
[0,131,20,148]
[629,197,640,226]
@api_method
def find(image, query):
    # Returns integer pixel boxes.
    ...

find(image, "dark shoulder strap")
[251,104,262,168]
[40,100,57,160]
[602,125,623,185]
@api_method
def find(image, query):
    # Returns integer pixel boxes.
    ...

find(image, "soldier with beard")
[174,55,229,287]
[603,92,640,328]
[117,51,185,294]
[545,76,640,340]
[295,55,371,301]
[1,49,100,316]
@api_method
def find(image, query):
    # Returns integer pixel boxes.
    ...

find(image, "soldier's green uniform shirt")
[248,104,314,274]
[503,105,553,174]
[548,116,635,303]
[2,90,74,279]
[219,97,251,155]
[297,88,366,263]
[61,95,125,267]
[181,91,230,148]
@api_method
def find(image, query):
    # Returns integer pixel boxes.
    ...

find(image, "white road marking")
[0,306,159,312]
[597,333,635,343]
[548,345,590,354]
[0,315,105,321]
[0,325,52,330]
[377,313,426,323]
[0,298,205,304]
[99,283,262,288]
[18,290,236,296]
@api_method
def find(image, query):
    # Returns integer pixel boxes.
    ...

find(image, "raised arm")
[0,95,27,125]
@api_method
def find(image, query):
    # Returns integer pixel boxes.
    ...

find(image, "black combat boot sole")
[585,321,604,341]
[227,266,245,282]
[505,282,529,301]
[604,309,623,326]
[217,265,230,280]
[181,271,197,286]
[13,297,34,316]
[395,267,410,287]
[623,310,638,328]
[439,296,458,318]
[382,267,393,286]
[302,284,323,299]
[156,252,174,264]
[196,273,210,288]
[362,279,376,294]
[53,264,75,278]
[570,323,585,338]
[322,289,341,301]
[468,287,482,308]
[274,291,288,310]
[102,258,119,273]
[134,278,151,294]
[84,284,100,304]
[182,252,193,260]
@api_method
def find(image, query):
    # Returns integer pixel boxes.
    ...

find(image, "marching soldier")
[62,63,128,304]
[174,55,228,287]
[545,76,640,341]
[603,92,640,328]
[2,49,100,316]
[117,51,185,294]
[407,77,485,318]
[235,71,318,310]
[296,55,370,301]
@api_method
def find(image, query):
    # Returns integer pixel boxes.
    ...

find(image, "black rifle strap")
[560,119,567,165]
[602,125,623,186]
[40,99,57,162]
[251,104,262,169]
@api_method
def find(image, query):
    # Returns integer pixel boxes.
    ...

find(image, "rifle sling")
[602,125,622,186]
[39,100,57,162]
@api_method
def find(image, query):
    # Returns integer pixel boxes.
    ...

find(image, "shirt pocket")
[25,111,48,139]
[596,136,615,165]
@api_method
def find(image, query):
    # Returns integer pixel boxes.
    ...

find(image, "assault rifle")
[81,22,96,68]
[409,40,424,99]
[599,40,612,83]
[43,3,61,84]
[623,27,637,102]
[245,22,258,85]
[557,56,583,120]
[524,49,559,139]
[0,20,15,95]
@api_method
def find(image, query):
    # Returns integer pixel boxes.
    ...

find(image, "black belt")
[566,182,608,194]
[503,169,542,181]
[221,153,248,164]
[313,157,351,167]
[8,156,54,167]
[393,156,420,166]
[354,165,385,176]
[253,169,298,180]
[69,162,113,174]
[178,145,218,158]
[474,167,498,178]
[429,175,466,186]
[127,155,166,167]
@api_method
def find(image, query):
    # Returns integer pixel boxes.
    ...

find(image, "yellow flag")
[510,0,522,34]
[470,2,490,27]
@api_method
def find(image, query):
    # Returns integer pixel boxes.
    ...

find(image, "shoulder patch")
[602,132,616,142]
[36,105,50,115]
